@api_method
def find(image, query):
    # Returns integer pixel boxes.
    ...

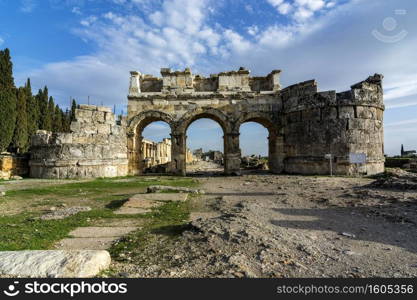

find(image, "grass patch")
[109,199,193,264]
[0,176,198,251]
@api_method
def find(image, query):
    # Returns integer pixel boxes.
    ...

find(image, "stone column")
[268,132,284,174]
[170,131,186,176]
[224,132,241,175]
[128,132,143,175]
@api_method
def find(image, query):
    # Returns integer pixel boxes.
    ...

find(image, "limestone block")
[97,124,111,135]
[32,131,52,146]
[70,121,81,133]
[54,133,73,144]
[75,109,93,121]
[91,111,105,124]
[104,112,115,124]
[0,250,111,278]
[97,106,112,113]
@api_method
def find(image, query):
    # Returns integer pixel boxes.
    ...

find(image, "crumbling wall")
[282,74,385,175]
[29,105,128,179]
[0,153,29,180]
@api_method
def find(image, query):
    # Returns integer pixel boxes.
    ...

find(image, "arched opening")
[141,121,172,173]
[127,111,174,175]
[240,121,269,173]
[185,117,225,176]
[238,117,284,174]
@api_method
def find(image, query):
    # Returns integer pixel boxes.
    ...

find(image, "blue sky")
[1,0,416,155]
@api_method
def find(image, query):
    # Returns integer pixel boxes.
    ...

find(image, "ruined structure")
[29,105,128,178]
[142,138,172,169]
[0,153,29,180]
[127,68,384,176]
[30,67,384,178]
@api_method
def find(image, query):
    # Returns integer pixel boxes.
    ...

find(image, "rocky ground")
[110,169,417,278]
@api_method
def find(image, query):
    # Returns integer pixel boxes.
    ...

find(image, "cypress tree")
[37,87,49,130]
[25,78,39,145]
[43,96,54,131]
[53,104,63,132]
[12,87,29,153]
[70,99,77,121]
[0,48,17,152]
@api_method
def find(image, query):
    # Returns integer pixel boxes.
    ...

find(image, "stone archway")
[127,110,174,175]
[235,112,284,174]
[173,107,234,175]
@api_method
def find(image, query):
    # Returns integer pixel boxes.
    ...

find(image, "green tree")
[43,96,55,131]
[12,87,29,153]
[0,48,17,152]
[70,99,77,121]
[25,78,39,145]
[37,87,49,130]
[52,104,63,132]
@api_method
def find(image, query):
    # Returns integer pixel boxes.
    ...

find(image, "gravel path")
[110,173,417,278]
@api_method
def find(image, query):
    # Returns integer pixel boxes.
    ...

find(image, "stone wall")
[0,153,29,180]
[29,105,128,179]
[282,74,385,175]
[127,68,384,176]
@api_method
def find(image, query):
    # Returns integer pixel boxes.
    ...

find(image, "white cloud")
[71,6,82,15]
[17,0,417,155]
[0,37,4,46]
[20,0,37,13]
[278,3,293,14]
[247,25,259,36]
[80,16,97,27]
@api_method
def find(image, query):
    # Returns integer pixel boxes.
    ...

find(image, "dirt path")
[110,174,417,278]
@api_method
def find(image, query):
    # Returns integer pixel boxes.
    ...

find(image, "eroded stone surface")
[69,227,137,238]
[130,192,189,202]
[0,250,110,278]
[55,238,118,250]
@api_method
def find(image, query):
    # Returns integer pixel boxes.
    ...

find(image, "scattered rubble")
[39,206,91,220]
[147,185,205,194]
[370,169,417,190]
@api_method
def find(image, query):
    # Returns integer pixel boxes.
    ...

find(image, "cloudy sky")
[0,0,416,155]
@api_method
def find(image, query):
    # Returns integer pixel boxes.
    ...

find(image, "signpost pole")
[329,155,332,177]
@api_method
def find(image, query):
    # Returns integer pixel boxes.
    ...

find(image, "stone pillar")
[268,132,284,173]
[128,132,143,175]
[170,131,186,176]
[224,132,241,175]
[129,71,141,96]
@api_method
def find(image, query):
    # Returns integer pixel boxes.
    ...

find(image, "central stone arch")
[172,107,234,175]
[127,110,174,175]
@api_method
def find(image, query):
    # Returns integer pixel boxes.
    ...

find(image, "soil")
[110,171,417,278]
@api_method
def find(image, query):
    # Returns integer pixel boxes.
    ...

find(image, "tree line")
[0,48,77,153]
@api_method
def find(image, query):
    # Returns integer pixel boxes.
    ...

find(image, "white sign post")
[324,154,332,176]
[349,153,367,164]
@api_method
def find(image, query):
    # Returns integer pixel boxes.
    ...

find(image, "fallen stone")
[0,191,5,197]
[129,193,189,203]
[55,238,117,250]
[147,185,204,194]
[114,207,151,215]
[11,176,23,180]
[0,250,110,278]
[39,206,91,220]
[340,232,356,238]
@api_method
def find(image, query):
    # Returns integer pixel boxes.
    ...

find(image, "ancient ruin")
[29,67,385,178]
[30,105,128,178]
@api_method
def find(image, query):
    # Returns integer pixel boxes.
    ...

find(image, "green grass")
[0,176,198,251]
[108,199,193,263]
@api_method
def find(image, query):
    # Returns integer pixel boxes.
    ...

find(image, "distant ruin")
[29,67,385,178]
